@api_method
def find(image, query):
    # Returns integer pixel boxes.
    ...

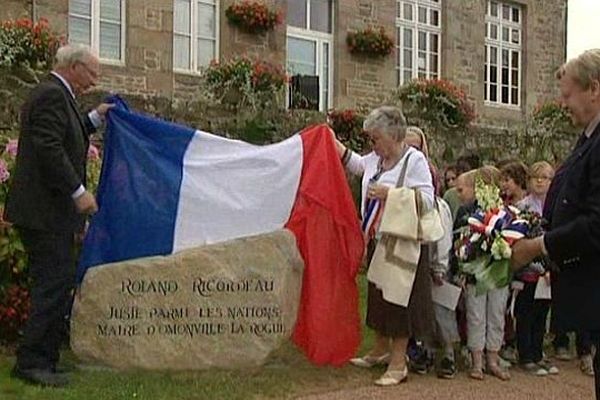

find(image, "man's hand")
[510,238,544,271]
[95,102,115,117]
[74,191,98,215]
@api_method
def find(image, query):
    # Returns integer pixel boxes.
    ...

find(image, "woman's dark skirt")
[366,241,436,339]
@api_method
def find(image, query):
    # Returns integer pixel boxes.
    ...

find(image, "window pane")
[403,28,413,48]
[502,4,510,20]
[174,34,190,69]
[490,1,498,17]
[429,54,438,74]
[502,86,509,103]
[490,24,498,40]
[403,3,413,20]
[418,51,426,71]
[512,7,520,23]
[197,38,215,68]
[99,22,121,59]
[490,84,497,101]
[490,46,497,65]
[430,34,438,53]
[490,66,497,83]
[174,0,191,34]
[418,31,426,51]
[69,16,91,45]
[403,70,412,83]
[100,0,121,21]
[511,69,518,85]
[288,0,307,29]
[418,6,427,23]
[404,49,412,68]
[511,29,519,44]
[430,9,439,27]
[287,37,316,75]
[502,49,509,66]
[70,0,91,16]
[502,67,509,85]
[511,88,518,105]
[502,27,509,42]
[197,2,216,38]
[310,0,332,33]
[512,51,519,68]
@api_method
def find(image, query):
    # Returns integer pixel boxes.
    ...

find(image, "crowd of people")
[4,39,600,400]
[336,48,600,400]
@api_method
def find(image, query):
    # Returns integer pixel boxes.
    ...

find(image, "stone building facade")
[2,0,567,126]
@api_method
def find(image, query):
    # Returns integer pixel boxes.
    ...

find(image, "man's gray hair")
[556,48,600,89]
[363,106,408,142]
[54,44,95,69]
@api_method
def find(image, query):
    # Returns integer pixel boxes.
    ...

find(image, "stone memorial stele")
[71,230,304,370]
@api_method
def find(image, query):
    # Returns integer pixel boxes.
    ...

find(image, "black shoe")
[408,344,432,375]
[52,363,77,373]
[11,366,69,388]
[437,357,457,379]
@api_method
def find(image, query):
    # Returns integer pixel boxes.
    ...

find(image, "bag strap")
[394,151,412,188]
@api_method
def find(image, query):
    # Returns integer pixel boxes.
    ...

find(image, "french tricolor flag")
[77,97,364,366]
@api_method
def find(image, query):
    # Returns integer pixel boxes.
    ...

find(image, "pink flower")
[87,144,100,161]
[0,159,10,183]
[5,139,18,158]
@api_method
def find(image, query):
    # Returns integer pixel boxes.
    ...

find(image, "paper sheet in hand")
[534,276,551,300]
[431,282,462,310]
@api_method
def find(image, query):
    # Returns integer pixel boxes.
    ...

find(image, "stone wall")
[444,0,567,128]
[4,0,31,20]
[0,0,567,127]
[335,0,397,109]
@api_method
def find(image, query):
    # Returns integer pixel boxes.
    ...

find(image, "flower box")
[346,27,394,58]
[225,1,282,34]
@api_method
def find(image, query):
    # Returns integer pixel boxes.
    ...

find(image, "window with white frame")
[173,0,219,73]
[68,0,125,63]
[287,0,333,111]
[484,1,521,107]
[396,0,442,85]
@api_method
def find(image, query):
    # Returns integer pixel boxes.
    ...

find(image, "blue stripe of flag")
[77,97,196,283]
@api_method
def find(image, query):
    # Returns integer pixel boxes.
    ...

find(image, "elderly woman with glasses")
[334,106,436,386]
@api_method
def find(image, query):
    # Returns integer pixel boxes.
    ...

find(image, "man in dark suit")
[4,44,113,387]
[512,48,600,399]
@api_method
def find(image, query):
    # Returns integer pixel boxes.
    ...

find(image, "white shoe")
[350,353,391,368]
[374,367,408,386]
[521,362,548,377]
[554,347,573,361]
[538,360,559,375]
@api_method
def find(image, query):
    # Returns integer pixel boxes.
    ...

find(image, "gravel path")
[296,361,594,400]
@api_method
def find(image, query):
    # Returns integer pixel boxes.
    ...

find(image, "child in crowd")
[454,167,511,381]
[499,161,530,363]
[431,196,461,379]
[513,161,559,376]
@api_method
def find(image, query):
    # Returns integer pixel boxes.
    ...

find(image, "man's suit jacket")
[5,75,95,232]
[545,123,600,332]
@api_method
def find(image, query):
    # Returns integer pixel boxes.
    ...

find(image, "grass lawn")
[0,275,377,400]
